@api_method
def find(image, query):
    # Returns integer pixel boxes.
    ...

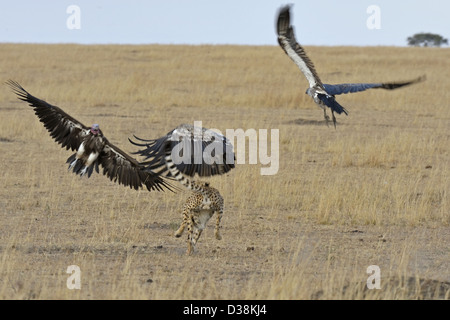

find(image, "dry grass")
[0,44,449,300]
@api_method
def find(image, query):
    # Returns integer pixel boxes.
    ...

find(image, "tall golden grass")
[0,44,448,299]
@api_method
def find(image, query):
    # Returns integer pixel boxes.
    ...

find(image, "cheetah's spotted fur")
[163,151,225,255]
[174,181,223,255]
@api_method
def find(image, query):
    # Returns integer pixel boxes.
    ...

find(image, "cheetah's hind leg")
[175,202,191,238]
[174,220,186,238]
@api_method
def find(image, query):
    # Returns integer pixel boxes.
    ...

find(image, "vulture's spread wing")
[323,76,426,96]
[7,80,89,151]
[129,124,235,178]
[100,141,177,192]
[276,5,324,89]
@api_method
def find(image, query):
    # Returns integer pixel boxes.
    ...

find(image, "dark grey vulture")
[7,80,174,192]
[276,4,425,127]
[129,124,235,189]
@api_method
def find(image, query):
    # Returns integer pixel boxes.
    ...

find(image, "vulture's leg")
[323,109,330,127]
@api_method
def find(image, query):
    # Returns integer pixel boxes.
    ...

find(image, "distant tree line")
[407,33,448,47]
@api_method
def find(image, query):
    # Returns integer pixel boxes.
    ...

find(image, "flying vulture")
[129,124,235,189]
[276,4,425,127]
[6,80,174,192]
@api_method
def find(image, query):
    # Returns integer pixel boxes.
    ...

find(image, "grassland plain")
[0,44,448,300]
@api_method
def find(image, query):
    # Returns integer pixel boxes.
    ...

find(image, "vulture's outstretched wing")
[7,80,175,192]
[129,124,235,178]
[323,76,426,96]
[276,4,324,89]
[98,140,176,192]
[6,80,89,151]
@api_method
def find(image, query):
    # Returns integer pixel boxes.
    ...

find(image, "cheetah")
[174,181,223,255]
[162,151,225,255]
